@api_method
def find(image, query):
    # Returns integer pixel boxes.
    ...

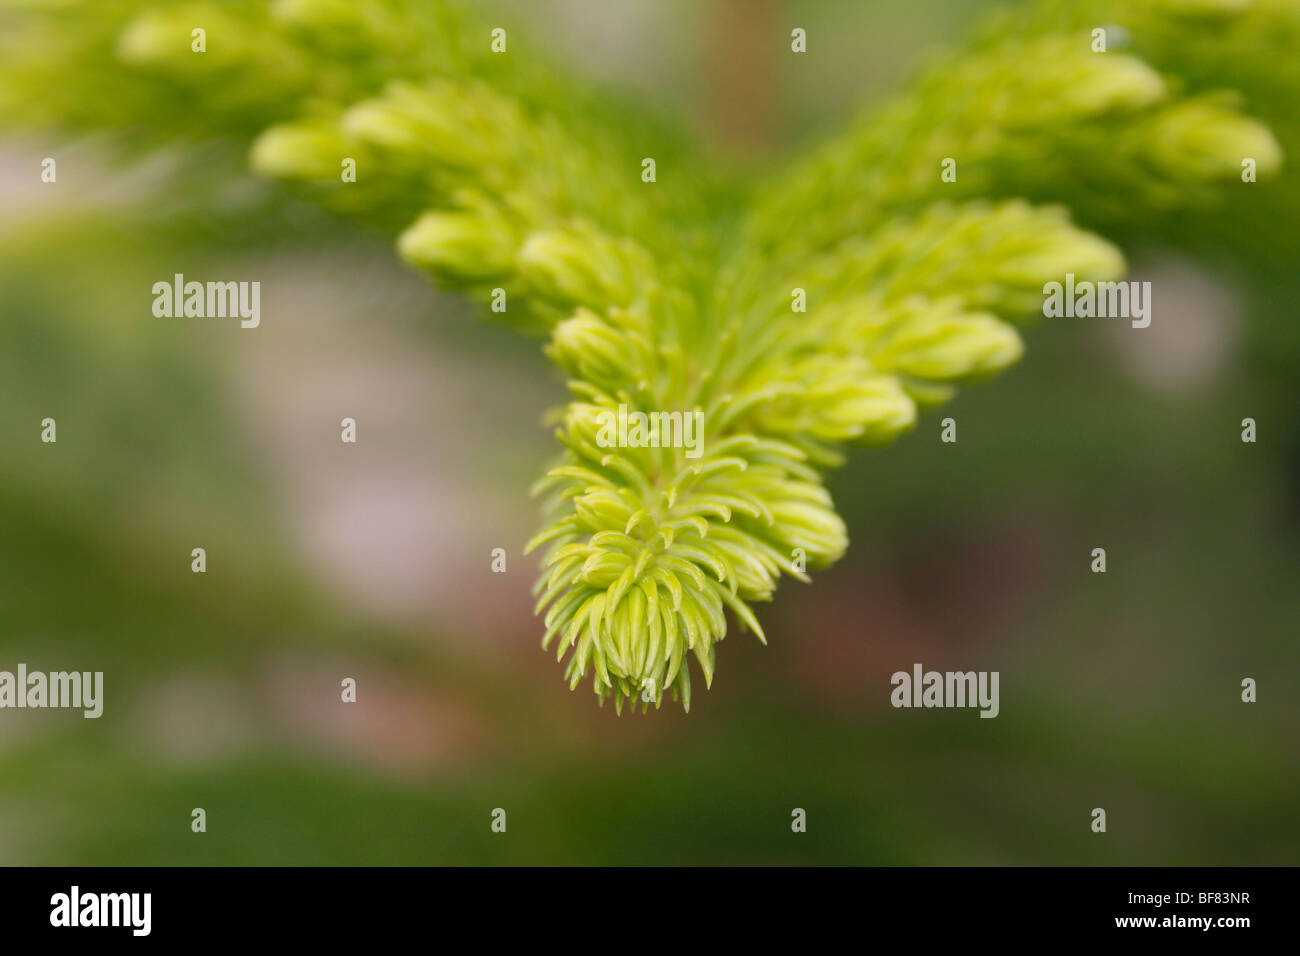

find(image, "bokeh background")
[1,0,1297,864]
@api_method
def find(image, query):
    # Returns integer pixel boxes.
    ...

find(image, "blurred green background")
[0,0,1297,864]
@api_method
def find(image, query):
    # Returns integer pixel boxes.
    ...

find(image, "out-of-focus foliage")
[0,0,1288,713]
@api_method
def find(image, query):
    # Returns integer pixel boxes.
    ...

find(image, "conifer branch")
[1,0,1288,710]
